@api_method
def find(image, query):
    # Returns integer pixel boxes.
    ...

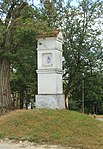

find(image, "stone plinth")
[36,94,65,109]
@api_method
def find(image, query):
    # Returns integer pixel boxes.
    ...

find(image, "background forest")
[0,0,103,114]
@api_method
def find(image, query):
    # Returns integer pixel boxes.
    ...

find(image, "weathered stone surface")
[35,31,65,109]
[36,94,65,109]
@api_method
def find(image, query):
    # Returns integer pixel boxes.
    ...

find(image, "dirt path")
[0,139,72,149]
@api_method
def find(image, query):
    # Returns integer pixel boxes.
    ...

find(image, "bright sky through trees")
[33,0,77,6]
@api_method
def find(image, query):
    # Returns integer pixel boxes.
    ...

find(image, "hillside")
[0,109,103,149]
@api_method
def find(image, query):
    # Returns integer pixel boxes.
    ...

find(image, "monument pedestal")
[36,94,65,109]
[35,30,65,109]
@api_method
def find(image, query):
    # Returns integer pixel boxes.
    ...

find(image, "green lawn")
[0,109,103,149]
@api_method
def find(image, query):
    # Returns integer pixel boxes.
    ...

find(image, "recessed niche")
[42,53,53,67]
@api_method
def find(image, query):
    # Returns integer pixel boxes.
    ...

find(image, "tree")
[1,0,102,113]
[10,29,37,109]
[39,0,64,29]
[0,0,29,114]
[63,0,103,110]
[0,0,47,113]
[0,0,65,113]
[84,73,103,114]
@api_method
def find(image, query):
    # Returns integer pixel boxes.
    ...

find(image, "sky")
[33,0,77,7]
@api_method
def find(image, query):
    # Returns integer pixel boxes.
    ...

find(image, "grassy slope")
[0,109,103,149]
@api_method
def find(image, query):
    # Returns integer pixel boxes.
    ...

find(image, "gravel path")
[0,139,73,149]
[96,118,103,121]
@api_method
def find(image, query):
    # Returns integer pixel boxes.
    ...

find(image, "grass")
[0,109,103,149]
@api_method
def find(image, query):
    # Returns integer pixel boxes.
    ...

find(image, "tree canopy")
[0,0,103,114]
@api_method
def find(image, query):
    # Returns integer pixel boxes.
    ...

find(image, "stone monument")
[35,30,65,109]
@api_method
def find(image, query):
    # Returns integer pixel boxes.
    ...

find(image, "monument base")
[35,94,65,109]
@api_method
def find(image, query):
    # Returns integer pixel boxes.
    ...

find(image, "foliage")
[0,0,54,110]
[0,0,103,113]
[10,29,37,108]
[63,0,103,112]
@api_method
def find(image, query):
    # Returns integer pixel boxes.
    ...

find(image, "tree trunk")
[0,1,27,115]
[65,94,69,110]
[0,58,12,115]
[20,88,24,109]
